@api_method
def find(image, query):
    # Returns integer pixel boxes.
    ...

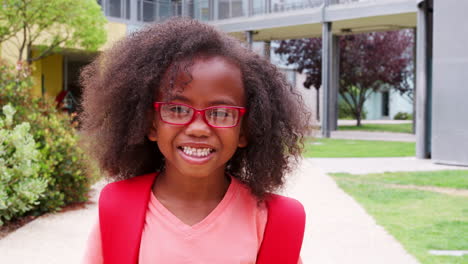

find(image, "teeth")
[181,146,213,157]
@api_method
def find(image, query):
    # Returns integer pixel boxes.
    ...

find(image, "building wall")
[364,89,413,120]
[31,53,63,98]
[389,89,413,119]
[431,0,468,165]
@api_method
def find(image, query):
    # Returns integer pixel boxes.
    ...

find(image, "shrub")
[0,104,48,226]
[394,112,412,120]
[0,61,96,219]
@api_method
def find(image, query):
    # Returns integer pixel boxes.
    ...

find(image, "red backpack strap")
[99,172,157,264]
[256,194,306,264]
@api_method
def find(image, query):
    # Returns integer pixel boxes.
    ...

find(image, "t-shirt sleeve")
[82,218,103,264]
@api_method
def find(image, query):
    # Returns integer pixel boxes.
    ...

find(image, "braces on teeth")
[181,146,213,157]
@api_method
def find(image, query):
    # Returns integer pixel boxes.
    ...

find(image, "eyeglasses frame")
[153,102,247,128]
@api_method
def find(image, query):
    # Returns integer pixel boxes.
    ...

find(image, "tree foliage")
[0,0,107,63]
[275,30,414,126]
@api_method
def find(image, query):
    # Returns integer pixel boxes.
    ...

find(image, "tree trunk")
[355,108,362,126]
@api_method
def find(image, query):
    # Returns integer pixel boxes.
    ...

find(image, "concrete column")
[330,35,339,131]
[245,30,253,50]
[415,0,432,158]
[264,40,271,60]
[321,22,332,137]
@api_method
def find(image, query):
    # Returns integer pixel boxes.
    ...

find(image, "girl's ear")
[148,120,158,142]
[148,126,158,142]
[237,128,248,148]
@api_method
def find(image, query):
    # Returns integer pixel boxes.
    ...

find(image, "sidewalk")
[328,130,415,142]
[283,159,420,264]
[313,119,416,142]
[309,157,465,174]
[0,158,443,264]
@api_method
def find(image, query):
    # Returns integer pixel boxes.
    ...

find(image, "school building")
[1,0,466,166]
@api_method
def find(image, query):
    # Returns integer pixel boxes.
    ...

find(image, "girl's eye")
[169,105,189,114]
[210,109,231,118]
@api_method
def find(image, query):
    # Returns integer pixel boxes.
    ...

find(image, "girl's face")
[148,56,247,180]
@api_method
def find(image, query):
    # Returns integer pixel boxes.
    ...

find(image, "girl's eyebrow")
[169,95,238,106]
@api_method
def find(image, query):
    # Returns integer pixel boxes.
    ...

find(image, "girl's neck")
[153,169,230,203]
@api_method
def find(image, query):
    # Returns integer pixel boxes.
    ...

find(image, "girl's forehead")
[157,56,245,106]
[158,56,243,98]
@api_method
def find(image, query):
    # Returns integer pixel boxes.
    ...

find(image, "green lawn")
[330,171,468,264]
[303,138,415,158]
[338,123,413,134]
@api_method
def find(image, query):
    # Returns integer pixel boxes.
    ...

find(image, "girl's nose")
[184,112,212,137]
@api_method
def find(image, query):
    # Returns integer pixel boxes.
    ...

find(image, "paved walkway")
[309,157,466,174]
[2,157,463,263]
[337,120,412,126]
[313,119,416,142]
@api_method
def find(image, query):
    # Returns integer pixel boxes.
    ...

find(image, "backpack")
[99,172,305,264]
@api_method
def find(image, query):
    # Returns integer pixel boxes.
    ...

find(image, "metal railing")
[99,0,401,23]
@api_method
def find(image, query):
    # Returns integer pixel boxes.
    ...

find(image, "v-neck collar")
[148,177,239,237]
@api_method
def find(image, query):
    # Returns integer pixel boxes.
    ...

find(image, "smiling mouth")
[178,146,215,158]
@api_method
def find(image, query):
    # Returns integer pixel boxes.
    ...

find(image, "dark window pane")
[143,0,156,22]
[382,91,390,116]
[126,0,131,19]
[108,0,122,18]
[137,0,141,20]
[159,0,172,21]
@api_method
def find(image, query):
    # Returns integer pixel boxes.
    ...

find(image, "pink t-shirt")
[83,178,302,263]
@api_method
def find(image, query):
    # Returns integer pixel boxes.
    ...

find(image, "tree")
[0,0,107,64]
[275,30,414,126]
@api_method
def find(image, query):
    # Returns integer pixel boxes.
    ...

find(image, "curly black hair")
[80,17,310,198]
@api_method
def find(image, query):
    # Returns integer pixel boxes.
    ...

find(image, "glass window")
[143,0,156,22]
[218,0,230,19]
[105,0,131,19]
[108,0,122,18]
[159,0,173,21]
[252,0,265,15]
[195,0,210,21]
[231,0,244,18]
[126,0,131,19]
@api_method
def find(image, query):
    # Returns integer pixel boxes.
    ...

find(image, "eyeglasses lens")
[206,108,238,127]
[160,104,193,124]
[159,104,239,127]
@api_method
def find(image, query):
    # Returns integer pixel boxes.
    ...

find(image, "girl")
[81,17,310,264]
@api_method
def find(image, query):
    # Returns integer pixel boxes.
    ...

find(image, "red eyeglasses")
[154,102,246,128]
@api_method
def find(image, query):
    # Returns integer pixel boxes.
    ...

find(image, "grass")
[338,123,413,134]
[330,171,468,264]
[303,138,415,158]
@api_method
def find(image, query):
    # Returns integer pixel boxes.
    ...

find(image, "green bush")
[0,61,96,221]
[0,104,48,225]
[394,112,413,120]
